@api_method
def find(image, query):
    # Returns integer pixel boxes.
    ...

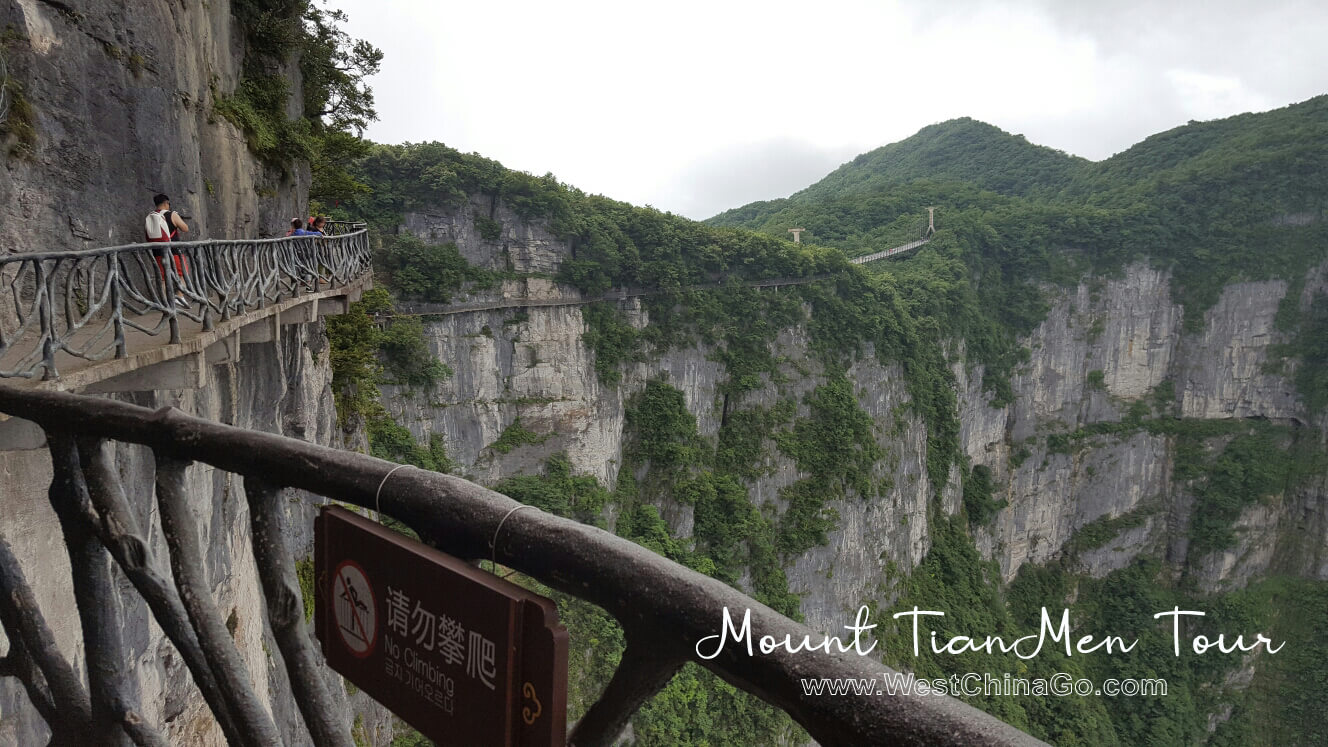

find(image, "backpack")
[145,210,172,242]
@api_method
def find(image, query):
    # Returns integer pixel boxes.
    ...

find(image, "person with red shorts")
[145,193,190,308]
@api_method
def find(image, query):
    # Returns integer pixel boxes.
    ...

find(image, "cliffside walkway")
[391,274,837,317]
[0,222,372,396]
[390,238,931,318]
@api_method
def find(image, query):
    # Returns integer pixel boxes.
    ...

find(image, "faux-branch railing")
[0,225,370,380]
[0,387,1047,746]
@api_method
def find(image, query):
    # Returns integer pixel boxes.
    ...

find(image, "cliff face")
[0,0,306,253]
[0,324,395,746]
[0,2,385,743]
[383,200,1328,636]
[971,266,1327,590]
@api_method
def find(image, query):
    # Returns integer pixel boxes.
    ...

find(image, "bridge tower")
[926,207,936,237]
[788,227,806,244]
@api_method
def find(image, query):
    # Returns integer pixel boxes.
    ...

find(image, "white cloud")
[1166,69,1273,121]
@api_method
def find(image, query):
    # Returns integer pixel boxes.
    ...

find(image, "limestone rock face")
[1177,279,1302,421]
[0,2,399,742]
[0,0,307,253]
[388,200,1328,638]
[968,263,1327,592]
[402,195,571,275]
[0,323,396,746]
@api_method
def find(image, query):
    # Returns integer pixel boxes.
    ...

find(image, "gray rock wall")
[0,323,392,746]
[0,0,308,254]
[0,1,392,742]
[970,261,1327,593]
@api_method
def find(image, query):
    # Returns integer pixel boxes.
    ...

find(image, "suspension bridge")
[849,237,932,264]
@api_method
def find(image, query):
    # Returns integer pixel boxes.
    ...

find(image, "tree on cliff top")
[223,0,381,203]
[300,4,382,136]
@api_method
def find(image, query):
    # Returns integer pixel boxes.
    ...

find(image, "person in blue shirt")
[287,218,316,236]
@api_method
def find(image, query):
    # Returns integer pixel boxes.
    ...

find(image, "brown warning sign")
[314,506,568,746]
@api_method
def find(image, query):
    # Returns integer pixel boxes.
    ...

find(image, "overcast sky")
[333,0,1328,219]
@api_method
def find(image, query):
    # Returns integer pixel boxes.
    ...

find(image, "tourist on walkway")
[287,217,317,236]
[145,193,190,308]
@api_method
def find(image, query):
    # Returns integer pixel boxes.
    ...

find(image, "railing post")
[77,437,244,745]
[568,639,685,746]
[155,456,283,747]
[0,639,59,728]
[255,243,268,310]
[0,532,93,740]
[194,247,215,333]
[163,248,181,345]
[306,238,319,293]
[36,260,58,380]
[244,478,354,747]
[219,244,235,322]
[45,433,136,747]
[111,257,127,359]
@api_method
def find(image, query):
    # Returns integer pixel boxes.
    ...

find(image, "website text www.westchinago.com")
[801,672,1167,698]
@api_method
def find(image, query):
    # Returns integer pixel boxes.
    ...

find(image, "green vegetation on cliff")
[773,376,883,554]
[373,233,496,303]
[880,516,1328,746]
[488,389,806,746]
[1273,291,1328,415]
[222,1,381,196]
[325,287,451,450]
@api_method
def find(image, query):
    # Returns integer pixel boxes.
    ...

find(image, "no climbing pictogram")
[333,559,378,657]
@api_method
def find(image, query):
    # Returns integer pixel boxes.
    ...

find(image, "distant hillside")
[707,96,1328,324]
[795,117,1087,199]
[709,117,1087,230]
[1072,94,1328,207]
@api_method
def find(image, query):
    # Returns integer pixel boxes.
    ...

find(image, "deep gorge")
[346,131,1328,742]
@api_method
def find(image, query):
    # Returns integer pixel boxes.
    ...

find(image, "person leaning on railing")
[286,217,330,289]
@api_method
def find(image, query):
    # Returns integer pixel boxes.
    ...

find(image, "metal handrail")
[0,388,1047,747]
[0,230,372,380]
[849,238,931,265]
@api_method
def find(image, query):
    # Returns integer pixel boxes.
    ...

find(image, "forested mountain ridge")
[708,96,1328,335]
[712,95,1328,227]
[718,116,1088,218]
